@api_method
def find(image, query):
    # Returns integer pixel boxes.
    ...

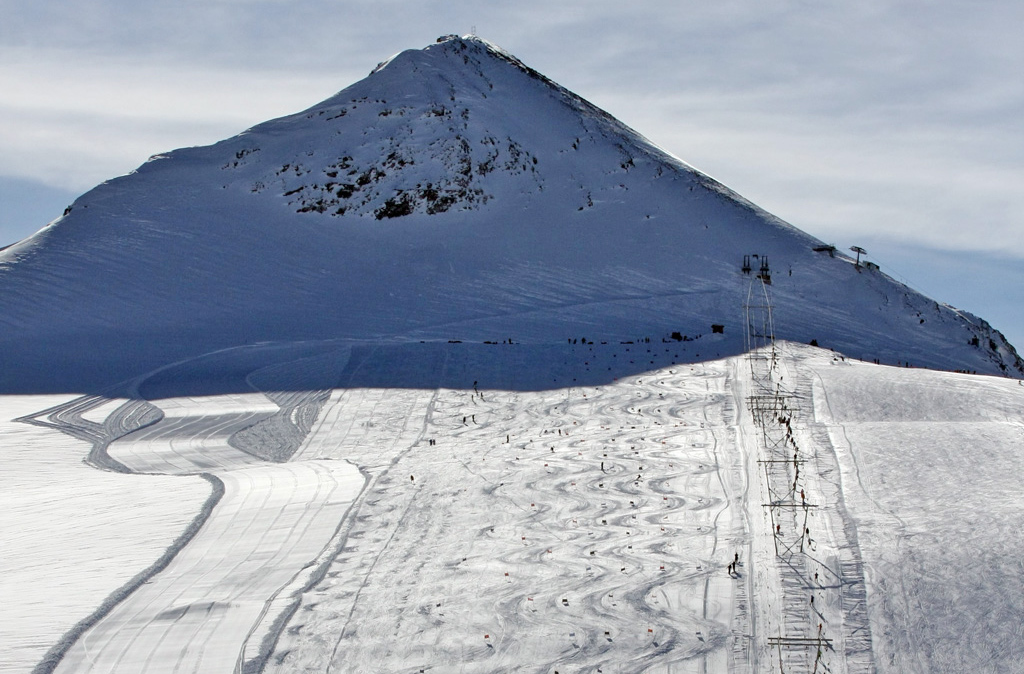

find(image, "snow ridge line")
[29,471,224,674]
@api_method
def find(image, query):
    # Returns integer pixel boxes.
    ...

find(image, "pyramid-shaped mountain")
[1,35,1019,391]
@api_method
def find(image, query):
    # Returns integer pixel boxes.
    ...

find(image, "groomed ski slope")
[2,341,1023,673]
[808,350,1024,673]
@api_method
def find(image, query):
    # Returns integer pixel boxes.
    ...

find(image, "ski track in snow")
[804,349,1024,674]
[54,460,361,674]
[11,341,1023,673]
[18,383,363,674]
[0,396,210,674]
[269,362,753,673]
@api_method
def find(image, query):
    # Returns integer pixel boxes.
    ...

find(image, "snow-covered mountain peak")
[376,33,549,83]
[0,37,1020,392]
[196,34,704,223]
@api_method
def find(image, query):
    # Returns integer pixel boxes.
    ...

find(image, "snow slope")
[0,35,1018,393]
[806,349,1024,673]
[16,381,364,674]
[0,396,211,673]
[5,340,1023,673]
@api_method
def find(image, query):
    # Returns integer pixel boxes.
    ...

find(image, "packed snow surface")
[4,340,1023,673]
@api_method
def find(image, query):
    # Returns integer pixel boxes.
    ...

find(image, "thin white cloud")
[0,50,345,190]
[0,0,1020,256]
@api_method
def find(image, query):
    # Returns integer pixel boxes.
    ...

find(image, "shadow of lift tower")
[742,254,836,673]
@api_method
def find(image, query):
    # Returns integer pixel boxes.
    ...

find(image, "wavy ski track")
[268,361,753,673]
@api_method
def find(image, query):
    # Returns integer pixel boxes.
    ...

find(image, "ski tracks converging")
[27,376,364,674]
[56,460,361,674]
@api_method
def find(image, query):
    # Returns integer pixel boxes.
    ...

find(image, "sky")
[1,0,1021,349]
